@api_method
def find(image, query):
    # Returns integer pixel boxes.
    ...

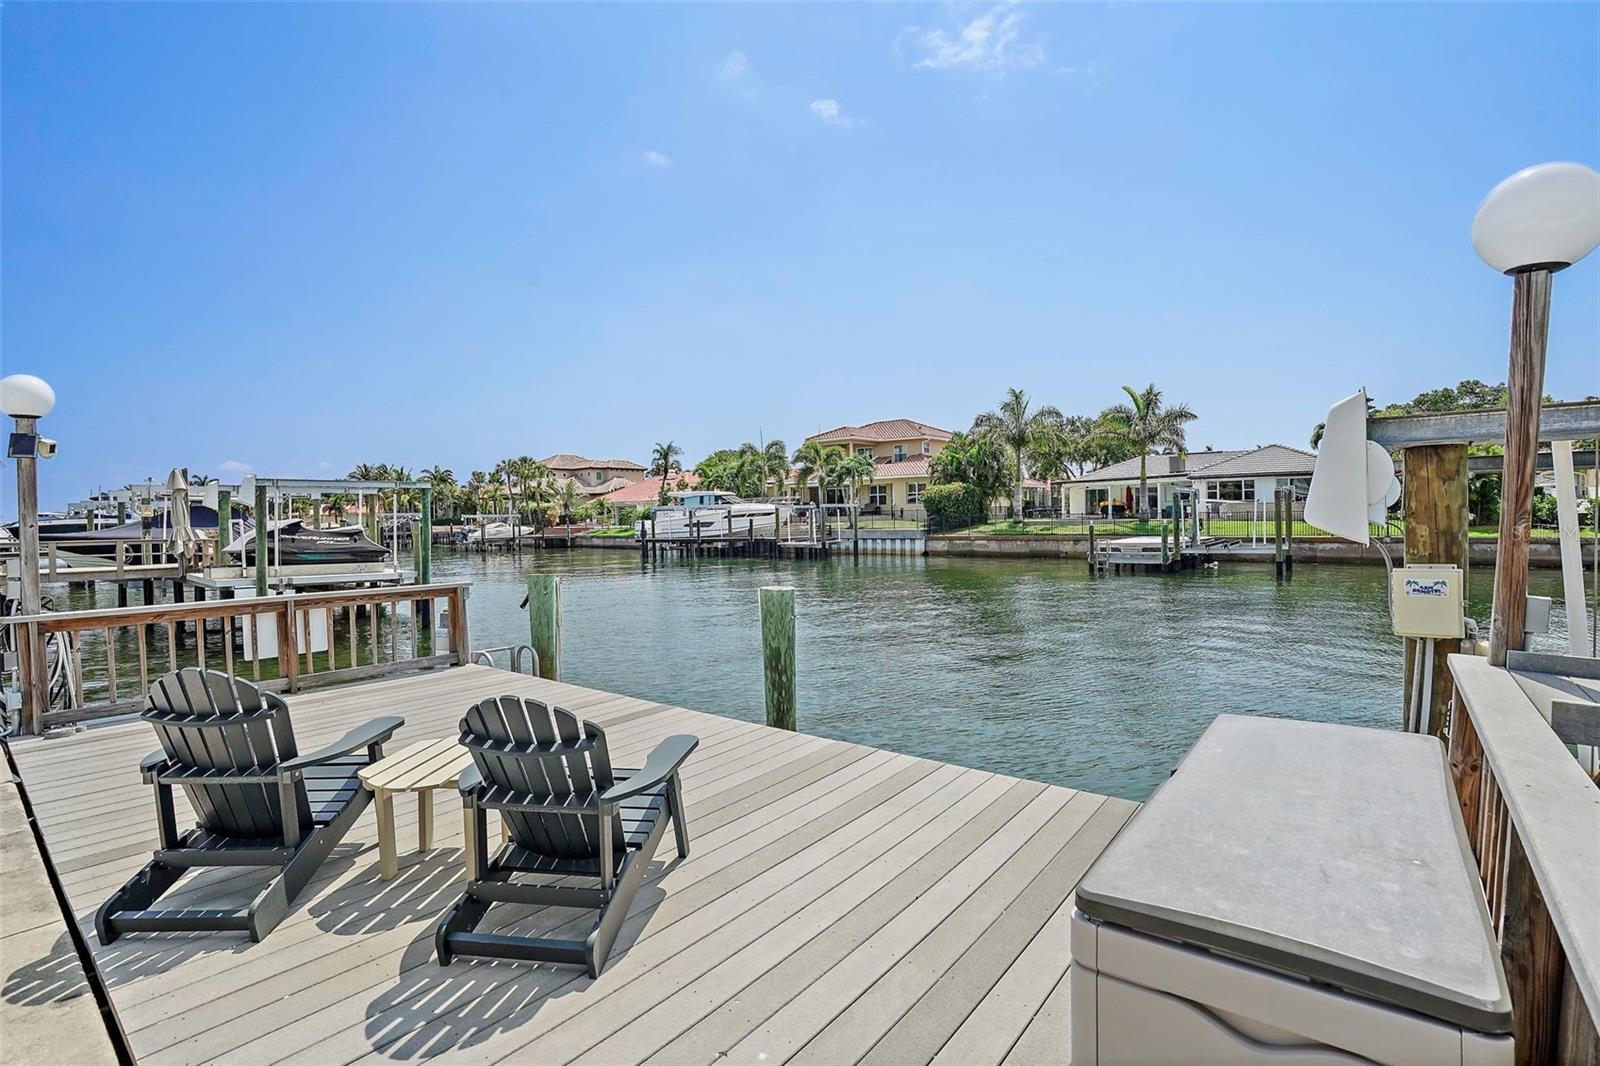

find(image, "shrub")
[1531,491,1559,525]
[923,482,986,524]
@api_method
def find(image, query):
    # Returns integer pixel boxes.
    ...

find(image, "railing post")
[526,574,560,681]
[760,585,797,731]
[448,586,470,664]
[276,598,299,692]
[17,622,46,734]
[1502,833,1564,1065]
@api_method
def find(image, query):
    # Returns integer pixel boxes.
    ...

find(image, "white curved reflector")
[1305,389,1400,545]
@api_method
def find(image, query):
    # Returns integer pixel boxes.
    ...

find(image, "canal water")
[428,549,1578,801]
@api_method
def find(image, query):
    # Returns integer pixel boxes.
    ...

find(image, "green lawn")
[581,527,638,539]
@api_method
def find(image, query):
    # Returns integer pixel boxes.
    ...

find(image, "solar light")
[1471,162,1600,275]
[0,374,56,418]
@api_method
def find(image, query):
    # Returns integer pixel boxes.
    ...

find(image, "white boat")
[465,521,517,545]
[642,491,779,540]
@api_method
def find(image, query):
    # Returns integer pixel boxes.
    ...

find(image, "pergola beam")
[1368,401,1600,448]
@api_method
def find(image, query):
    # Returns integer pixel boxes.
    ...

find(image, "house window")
[824,488,846,505]
[856,447,873,458]
[1085,488,1109,511]
[868,485,889,506]
[892,445,907,462]
[906,483,926,504]
[921,441,931,454]
[1205,479,1255,502]
[1277,476,1312,500]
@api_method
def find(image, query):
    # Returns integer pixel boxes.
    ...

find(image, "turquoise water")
[427,548,1577,801]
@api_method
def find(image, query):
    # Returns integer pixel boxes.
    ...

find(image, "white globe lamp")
[0,374,56,419]
[1472,162,1600,665]
[1471,162,1600,275]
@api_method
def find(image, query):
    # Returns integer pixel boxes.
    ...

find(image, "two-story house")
[541,455,647,495]
[800,419,954,515]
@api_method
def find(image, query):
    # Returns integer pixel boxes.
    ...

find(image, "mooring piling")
[525,573,561,681]
[760,585,796,731]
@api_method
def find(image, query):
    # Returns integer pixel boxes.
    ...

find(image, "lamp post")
[1471,162,1600,665]
[2,373,57,733]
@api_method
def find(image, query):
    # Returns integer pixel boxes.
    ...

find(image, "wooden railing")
[0,537,221,580]
[1447,654,1600,1065]
[6,581,471,732]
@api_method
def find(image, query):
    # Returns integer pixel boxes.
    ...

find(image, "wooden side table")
[357,737,474,880]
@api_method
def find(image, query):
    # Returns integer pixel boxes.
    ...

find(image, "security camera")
[37,438,58,459]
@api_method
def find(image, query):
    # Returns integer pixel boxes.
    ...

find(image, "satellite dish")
[1305,389,1401,546]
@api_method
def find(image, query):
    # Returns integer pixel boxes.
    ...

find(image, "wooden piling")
[525,574,560,681]
[1403,443,1469,737]
[217,489,231,551]
[1087,523,1097,574]
[760,586,796,731]
[1489,269,1552,665]
[254,482,269,597]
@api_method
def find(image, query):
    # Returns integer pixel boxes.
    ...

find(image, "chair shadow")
[359,874,673,1059]
[86,845,364,986]
[310,850,465,937]
[2,929,91,1009]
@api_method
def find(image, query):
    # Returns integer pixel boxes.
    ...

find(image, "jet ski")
[224,519,390,565]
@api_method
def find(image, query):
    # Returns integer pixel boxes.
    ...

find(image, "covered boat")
[224,520,390,566]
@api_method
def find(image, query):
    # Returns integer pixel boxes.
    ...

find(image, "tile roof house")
[540,455,647,490]
[599,473,701,507]
[1066,444,1317,517]
[800,419,957,514]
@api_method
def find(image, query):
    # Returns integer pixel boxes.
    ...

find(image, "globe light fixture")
[0,373,56,418]
[1471,162,1600,275]
[1,372,55,732]
[1472,162,1600,665]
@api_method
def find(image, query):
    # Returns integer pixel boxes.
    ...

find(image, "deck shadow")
[2,929,91,1009]
[359,880,669,1060]
[310,850,466,937]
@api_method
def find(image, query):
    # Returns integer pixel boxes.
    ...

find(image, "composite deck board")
[6,663,1129,1065]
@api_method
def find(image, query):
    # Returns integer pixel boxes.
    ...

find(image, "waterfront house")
[541,454,647,490]
[598,471,701,520]
[799,418,954,515]
[1066,443,1317,518]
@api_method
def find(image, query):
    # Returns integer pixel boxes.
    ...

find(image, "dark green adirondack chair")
[96,668,402,944]
[435,694,697,976]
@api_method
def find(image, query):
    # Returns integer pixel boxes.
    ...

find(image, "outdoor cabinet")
[1070,715,1513,1066]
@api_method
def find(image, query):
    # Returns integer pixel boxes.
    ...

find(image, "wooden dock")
[4,664,1135,1065]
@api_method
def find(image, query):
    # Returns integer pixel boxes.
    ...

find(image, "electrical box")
[1390,564,1466,639]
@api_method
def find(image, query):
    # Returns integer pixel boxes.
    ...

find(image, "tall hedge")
[922,482,986,523]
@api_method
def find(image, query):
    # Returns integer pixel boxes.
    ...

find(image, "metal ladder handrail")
[469,643,540,677]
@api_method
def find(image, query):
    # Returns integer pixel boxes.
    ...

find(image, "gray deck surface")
[4,664,1135,1065]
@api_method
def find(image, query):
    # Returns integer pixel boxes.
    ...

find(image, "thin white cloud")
[642,149,672,168]
[720,50,748,80]
[216,459,253,478]
[809,98,857,127]
[901,2,1044,74]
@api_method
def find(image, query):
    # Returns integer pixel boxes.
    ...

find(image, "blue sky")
[4,2,1597,511]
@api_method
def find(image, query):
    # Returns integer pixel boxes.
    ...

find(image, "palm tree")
[650,441,683,504]
[558,479,581,524]
[837,451,876,507]
[790,440,834,505]
[747,439,789,498]
[1100,384,1197,517]
[971,388,1064,517]
[420,465,457,529]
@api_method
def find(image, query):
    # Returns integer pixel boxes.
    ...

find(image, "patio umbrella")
[164,467,202,564]
[1124,486,1134,515]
